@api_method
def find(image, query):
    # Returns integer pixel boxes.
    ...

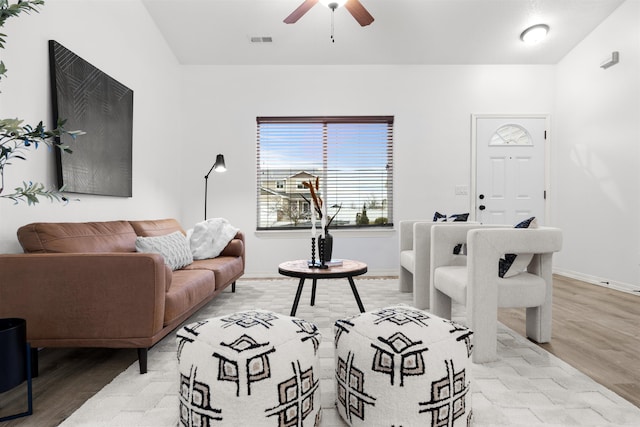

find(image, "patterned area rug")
[59,278,640,426]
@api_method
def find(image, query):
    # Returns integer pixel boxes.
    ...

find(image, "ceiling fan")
[284,0,374,27]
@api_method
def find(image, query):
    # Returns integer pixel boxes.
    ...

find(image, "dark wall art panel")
[49,40,133,197]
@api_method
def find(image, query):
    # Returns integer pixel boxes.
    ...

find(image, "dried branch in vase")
[302,178,342,228]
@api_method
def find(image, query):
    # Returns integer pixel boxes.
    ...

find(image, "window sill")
[255,228,396,239]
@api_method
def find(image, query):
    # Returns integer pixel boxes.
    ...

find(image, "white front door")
[472,115,548,225]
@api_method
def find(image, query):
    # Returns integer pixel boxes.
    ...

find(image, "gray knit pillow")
[135,231,193,270]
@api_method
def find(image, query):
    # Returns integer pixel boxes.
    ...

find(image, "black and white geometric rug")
[59,278,640,426]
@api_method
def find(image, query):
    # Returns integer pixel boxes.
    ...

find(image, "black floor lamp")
[204,154,226,220]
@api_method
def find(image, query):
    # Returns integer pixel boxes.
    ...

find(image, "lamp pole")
[204,154,226,220]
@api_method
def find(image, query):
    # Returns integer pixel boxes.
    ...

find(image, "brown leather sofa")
[0,218,244,374]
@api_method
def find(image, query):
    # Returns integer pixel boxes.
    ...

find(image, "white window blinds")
[256,116,394,230]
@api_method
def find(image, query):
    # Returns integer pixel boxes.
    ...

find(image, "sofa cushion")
[184,256,244,290]
[17,221,137,253]
[164,269,215,325]
[129,218,186,237]
[135,231,193,271]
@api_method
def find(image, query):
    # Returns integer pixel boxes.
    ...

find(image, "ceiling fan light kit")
[319,0,347,9]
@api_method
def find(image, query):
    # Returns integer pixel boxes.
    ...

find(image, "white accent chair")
[399,221,469,309]
[430,224,563,363]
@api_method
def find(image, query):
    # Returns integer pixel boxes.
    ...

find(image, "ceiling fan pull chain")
[330,9,335,43]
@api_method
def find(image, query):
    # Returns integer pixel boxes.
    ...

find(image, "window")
[257,116,394,230]
[489,124,533,146]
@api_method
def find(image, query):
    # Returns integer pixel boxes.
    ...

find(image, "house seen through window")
[257,116,394,230]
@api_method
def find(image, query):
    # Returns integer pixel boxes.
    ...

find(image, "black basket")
[0,318,33,421]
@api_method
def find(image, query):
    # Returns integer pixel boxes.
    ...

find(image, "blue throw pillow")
[433,211,447,222]
[433,211,470,222]
[434,212,470,254]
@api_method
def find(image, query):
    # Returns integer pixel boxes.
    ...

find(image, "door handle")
[479,205,486,211]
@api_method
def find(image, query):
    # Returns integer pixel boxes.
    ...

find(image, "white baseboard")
[554,268,640,295]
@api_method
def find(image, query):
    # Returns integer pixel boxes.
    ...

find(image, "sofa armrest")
[0,253,167,343]
[220,231,245,262]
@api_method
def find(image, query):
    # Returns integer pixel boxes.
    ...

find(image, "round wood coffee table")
[278,259,368,316]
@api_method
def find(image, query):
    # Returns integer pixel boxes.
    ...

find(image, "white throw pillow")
[135,231,193,270]
[188,218,239,260]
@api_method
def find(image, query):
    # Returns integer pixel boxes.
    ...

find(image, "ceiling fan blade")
[284,0,320,24]
[344,0,374,26]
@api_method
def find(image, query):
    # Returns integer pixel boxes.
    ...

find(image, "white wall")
[180,65,555,276]
[553,0,640,290]
[0,1,557,277]
[8,1,633,285]
[0,0,183,253]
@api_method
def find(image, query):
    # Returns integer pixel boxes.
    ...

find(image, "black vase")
[318,229,333,263]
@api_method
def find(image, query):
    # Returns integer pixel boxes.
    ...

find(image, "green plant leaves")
[2,181,70,205]
[0,1,85,206]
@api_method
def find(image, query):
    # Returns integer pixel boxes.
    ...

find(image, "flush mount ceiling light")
[520,24,550,44]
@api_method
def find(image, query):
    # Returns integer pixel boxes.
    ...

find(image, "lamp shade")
[204,154,227,220]
[213,154,226,172]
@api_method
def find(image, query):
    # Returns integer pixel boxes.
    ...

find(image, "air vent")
[250,36,273,43]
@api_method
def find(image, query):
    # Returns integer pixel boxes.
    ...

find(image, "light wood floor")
[498,274,640,408]
[0,275,638,426]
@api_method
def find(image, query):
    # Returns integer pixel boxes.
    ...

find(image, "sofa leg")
[232,281,236,293]
[137,348,148,374]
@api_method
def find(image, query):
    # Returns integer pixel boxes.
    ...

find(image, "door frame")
[470,113,551,224]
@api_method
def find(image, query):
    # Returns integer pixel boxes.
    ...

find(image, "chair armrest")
[0,253,167,342]
[465,226,561,302]
[464,227,562,340]
[399,220,419,251]
[467,227,563,260]
[430,224,489,271]
[413,222,436,256]
[399,220,441,255]
[462,227,562,287]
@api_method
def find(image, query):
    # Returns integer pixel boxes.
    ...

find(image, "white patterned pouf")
[334,305,473,426]
[176,309,322,426]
